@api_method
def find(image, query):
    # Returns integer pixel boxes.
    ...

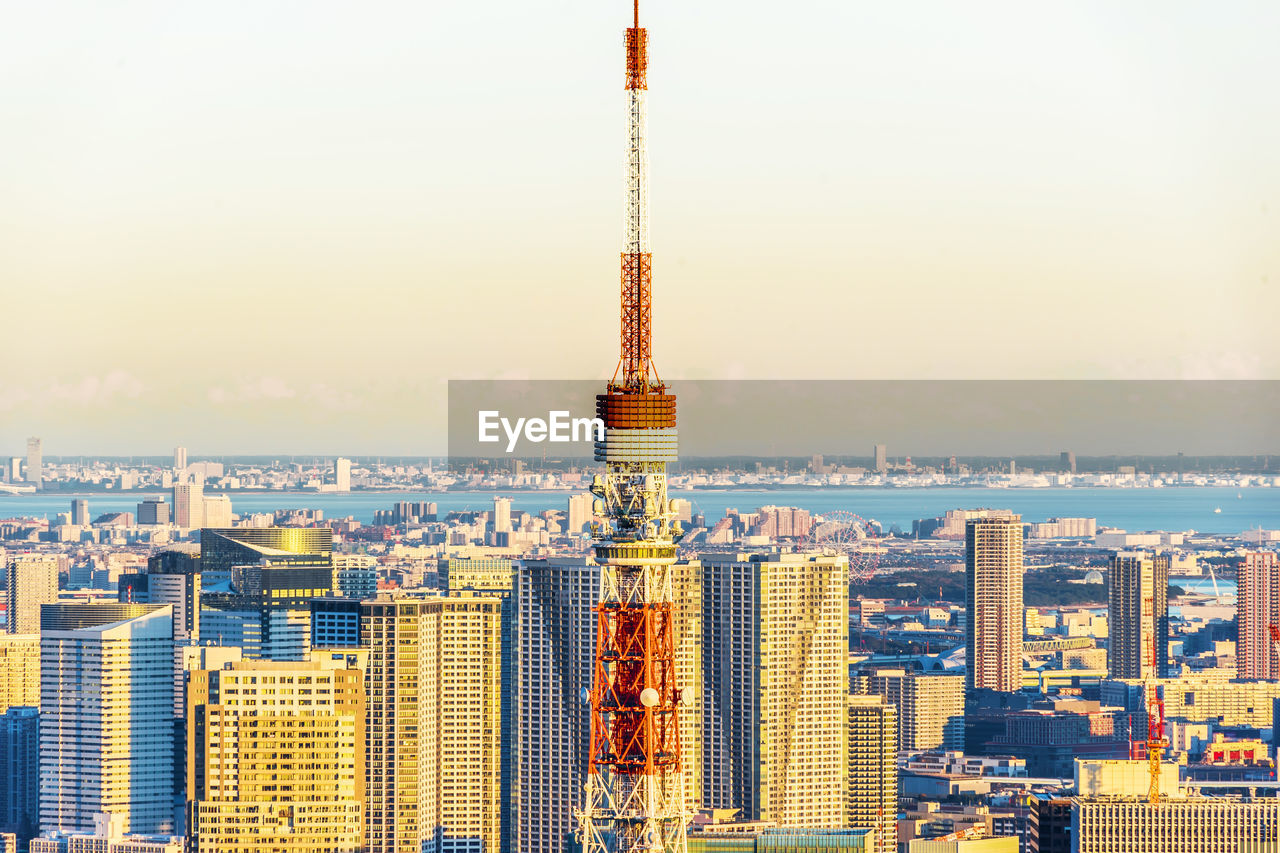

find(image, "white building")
[40,608,175,834]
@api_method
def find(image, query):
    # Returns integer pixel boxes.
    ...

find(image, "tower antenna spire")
[579,3,688,853]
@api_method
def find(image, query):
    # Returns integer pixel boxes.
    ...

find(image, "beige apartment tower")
[853,669,964,752]
[847,695,898,853]
[964,515,1024,692]
[0,635,39,714]
[6,557,59,635]
[186,659,365,853]
[362,594,503,853]
[702,551,848,826]
[1239,551,1280,679]
[1108,552,1169,679]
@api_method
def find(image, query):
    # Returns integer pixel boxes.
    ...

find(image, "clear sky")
[2,1,1277,454]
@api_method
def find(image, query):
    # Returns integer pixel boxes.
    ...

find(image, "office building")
[119,571,201,642]
[515,557,599,853]
[1072,796,1278,851]
[200,527,332,574]
[334,457,352,492]
[40,607,174,834]
[172,483,203,529]
[173,447,187,471]
[874,444,887,473]
[23,442,39,491]
[1107,552,1169,679]
[0,706,39,847]
[186,658,365,853]
[847,695,897,853]
[31,814,181,853]
[311,598,362,648]
[965,515,1024,692]
[852,670,964,752]
[6,557,59,635]
[701,551,848,825]
[363,594,503,853]
[1239,550,1280,679]
[443,556,515,593]
[136,498,171,526]
[1060,451,1076,475]
[0,637,39,715]
[908,840,1017,853]
[332,554,377,599]
[68,501,88,527]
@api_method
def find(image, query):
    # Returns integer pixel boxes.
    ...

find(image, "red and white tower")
[578,3,690,853]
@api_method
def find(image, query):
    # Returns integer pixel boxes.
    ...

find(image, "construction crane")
[1145,597,1168,805]
[578,4,689,853]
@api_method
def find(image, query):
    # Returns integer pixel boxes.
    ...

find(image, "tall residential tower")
[1239,551,1280,679]
[964,514,1024,693]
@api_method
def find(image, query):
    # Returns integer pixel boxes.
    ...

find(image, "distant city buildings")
[964,515,1024,693]
[335,457,352,493]
[173,447,187,471]
[23,441,40,491]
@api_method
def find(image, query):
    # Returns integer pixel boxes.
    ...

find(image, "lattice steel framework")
[579,4,690,853]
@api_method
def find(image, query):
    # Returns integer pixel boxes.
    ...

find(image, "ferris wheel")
[807,511,883,582]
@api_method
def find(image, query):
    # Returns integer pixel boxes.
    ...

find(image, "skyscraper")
[1238,551,1280,679]
[847,695,897,853]
[172,483,204,529]
[119,571,201,643]
[0,705,39,848]
[853,669,964,752]
[186,658,365,853]
[136,498,171,526]
[1107,552,1169,680]
[492,496,512,534]
[335,457,352,493]
[566,493,594,536]
[701,551,848,825]
[874,444,887,474]
[23,440,40,491]
[69,500,88,527]
[965,515,1024,693]
[173,447,187,471]
[516,557,600,853]
[40,606,175,834]
[6,557,59,635]
[362,594,503,853]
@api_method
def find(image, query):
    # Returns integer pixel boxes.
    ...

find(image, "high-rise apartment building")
[201,495,232,528]
[173,447,187,471]
[68,500,88,527]
[1072,796,1279,851]
[1107,552,1169,680]
[172,483,203,529]
[335,457,352,493]
[40,607,175,835]
[516,557,599,853]
[186,658,365,853]
[1239,551,1280,679]
[566,493,594,536]
[965,515,1024,692]
[6,557,59,635]
[847,695,897,853]
[0,637,40,715]
[23,441,40,491]
[362,594,503,853]
[701,551,848,825]
[0,706,39,847]
[853,669,964,752]
[874,444,887,474]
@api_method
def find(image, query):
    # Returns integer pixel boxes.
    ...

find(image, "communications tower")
[578,3,690,853]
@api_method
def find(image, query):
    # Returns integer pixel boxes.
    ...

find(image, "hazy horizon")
[3,1,1277,454]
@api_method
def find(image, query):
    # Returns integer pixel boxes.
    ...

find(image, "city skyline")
[3,2,1278,453]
